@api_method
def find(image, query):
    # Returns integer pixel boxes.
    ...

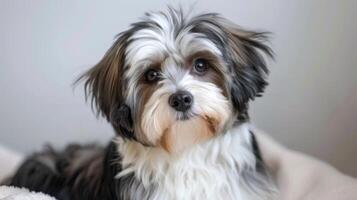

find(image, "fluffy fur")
[6,7,277,200]
[116,124,275,200]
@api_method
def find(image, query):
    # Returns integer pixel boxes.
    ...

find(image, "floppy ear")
[190,14,273,121]
[219,19,273,120]
[78,31,134,136]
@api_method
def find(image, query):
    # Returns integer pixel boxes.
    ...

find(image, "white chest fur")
[116,124,275,200]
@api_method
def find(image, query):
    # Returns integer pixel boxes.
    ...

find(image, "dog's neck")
[114,123,274,200]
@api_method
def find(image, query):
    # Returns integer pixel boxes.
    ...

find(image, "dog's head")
[80,8,272,153]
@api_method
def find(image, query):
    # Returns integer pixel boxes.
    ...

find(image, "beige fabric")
[255,130,357,200]
[0,146,23,182]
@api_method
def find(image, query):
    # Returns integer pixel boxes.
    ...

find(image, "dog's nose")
[168,91,193,112]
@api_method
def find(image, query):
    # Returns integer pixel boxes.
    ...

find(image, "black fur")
[9,146,70,199]
[6,142,137,200]
[250,130,266,173]
[110,104,135,140]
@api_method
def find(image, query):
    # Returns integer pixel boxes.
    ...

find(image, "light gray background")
[1,1,356,176]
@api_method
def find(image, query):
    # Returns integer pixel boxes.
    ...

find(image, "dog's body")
[8,7,276,200]
[9,124,274,200]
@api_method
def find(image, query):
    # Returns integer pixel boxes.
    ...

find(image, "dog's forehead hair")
[124,9,222,81]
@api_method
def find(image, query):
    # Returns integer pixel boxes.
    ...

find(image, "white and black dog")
[7,7,277,200]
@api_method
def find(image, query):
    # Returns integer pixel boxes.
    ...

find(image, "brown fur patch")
[203,115,220,134]
[78,31,132,120]
[159,118,215,153]
[160,128,172,152]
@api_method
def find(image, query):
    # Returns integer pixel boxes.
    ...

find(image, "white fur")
[116,123,275,200]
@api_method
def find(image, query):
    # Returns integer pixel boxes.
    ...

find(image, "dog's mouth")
[176,112,197,121]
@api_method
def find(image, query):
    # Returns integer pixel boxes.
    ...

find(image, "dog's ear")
[191,14,273,121]
[78,31,134,134]
[217,18,273,119]
[225,26,273,108]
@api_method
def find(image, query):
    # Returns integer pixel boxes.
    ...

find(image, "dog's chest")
[147,164,240,200]
[116,125,261,200]
[121,153,243,200]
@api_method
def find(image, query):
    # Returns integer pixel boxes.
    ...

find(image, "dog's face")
[81,8,272,153]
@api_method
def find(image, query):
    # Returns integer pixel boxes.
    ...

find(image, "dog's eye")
[193,59,209,75]
[145,69,161,83]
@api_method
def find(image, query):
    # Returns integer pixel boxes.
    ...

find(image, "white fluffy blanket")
[0,186,55,200]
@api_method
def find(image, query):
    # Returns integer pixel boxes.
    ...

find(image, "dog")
[7,7,276,200]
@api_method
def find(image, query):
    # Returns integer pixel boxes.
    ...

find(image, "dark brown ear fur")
[226,28,273,121]
[223,22,273,110]
[77,31,134,137]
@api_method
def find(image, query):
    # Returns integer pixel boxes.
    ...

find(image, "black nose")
[168,91,193,112]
